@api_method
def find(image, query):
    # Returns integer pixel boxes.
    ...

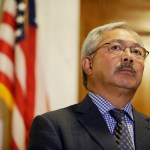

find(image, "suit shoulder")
[39,103,79,124]
[133,108,150,125]
[136,111,150,119]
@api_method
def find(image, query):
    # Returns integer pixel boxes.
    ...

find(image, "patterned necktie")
[109,108,134,150]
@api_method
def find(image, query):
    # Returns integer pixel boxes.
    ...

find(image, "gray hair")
[81,22,143,88]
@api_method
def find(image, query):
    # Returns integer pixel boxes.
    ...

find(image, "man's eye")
[110,44,122,51]
[131,48,143,56]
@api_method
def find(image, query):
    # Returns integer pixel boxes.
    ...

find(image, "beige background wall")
[36,0,80,110]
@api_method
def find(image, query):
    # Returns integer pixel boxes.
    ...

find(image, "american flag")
[0,0,49,149]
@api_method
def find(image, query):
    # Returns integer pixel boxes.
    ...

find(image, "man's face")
[86,28,145,91]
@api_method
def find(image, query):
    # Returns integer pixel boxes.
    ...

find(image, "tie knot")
[109,108,125,122]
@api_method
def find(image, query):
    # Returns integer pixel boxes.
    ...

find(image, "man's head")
[81,22,149,94]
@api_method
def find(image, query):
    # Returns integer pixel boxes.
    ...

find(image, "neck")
[88,85,136,109]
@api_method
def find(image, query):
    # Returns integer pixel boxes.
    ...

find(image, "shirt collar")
[88,91,134,121]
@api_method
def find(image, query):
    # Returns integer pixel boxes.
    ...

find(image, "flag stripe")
[15,44,26,94]
[0,39,14,61]
[0,53,14,81]
[0,71,12,92]
[0,23,15,46]
[14,76,25,114]
[1,12,16,30]
[12,105,26,150]
[3,0,16,16]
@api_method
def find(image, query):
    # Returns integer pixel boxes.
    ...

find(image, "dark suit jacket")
[28,95,150,150]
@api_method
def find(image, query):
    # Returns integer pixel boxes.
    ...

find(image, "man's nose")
[121,48,133,63]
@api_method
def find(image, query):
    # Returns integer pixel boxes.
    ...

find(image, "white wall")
[36,0,80,110]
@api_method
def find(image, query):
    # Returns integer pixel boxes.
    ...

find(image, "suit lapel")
[133,108,150,150]
[76,95,118,150]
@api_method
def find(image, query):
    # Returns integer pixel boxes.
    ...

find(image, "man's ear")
[81,57,92,75]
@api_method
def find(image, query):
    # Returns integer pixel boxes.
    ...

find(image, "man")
[28,22,150,150]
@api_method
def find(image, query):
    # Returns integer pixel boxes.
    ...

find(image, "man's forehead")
[101,28,140,45]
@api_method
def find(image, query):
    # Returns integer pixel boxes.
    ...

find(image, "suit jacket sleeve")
[28,115,62,150]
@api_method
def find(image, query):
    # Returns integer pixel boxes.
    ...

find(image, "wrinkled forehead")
[100,28,143,46]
